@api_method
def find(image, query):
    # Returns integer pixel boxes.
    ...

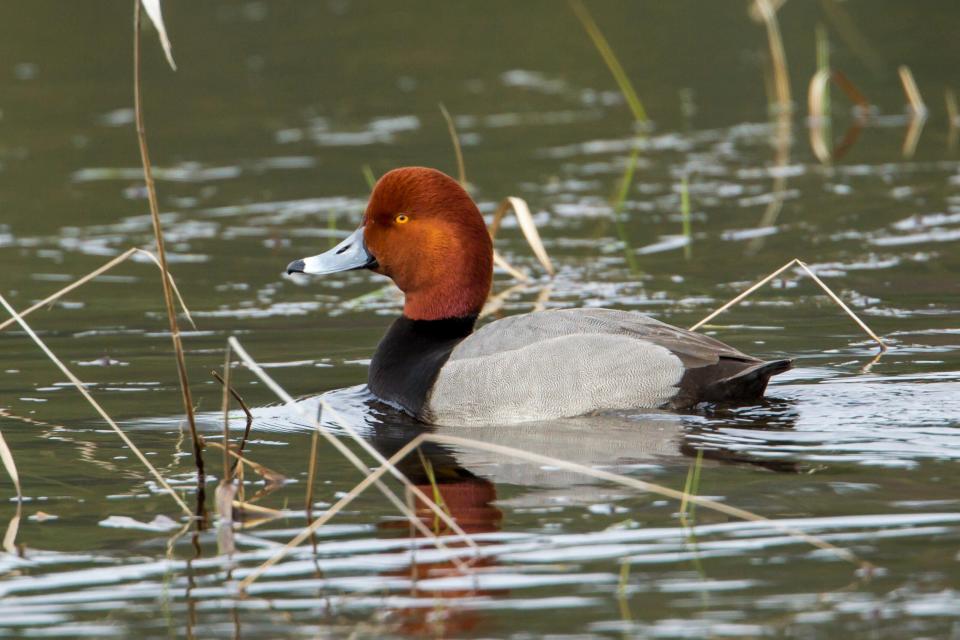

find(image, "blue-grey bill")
[286,226,377,275]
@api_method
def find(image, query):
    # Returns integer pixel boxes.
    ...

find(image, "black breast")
[368,315,476,418]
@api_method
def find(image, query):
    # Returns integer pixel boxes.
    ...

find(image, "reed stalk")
[568,0,648,124]
[133,0,205,503]
[752,0,792,113]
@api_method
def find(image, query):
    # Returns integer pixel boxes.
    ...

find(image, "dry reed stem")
[902,113,926,159]
[305,429,320,514]
[568,0,648,124]
[947,89,959,124]
[0,247,194,334]
[689,258,888,351]
[898,65,927,115]
[220,352,232,485]
[427,434,869,569]
[231,500,283,517]
[206,442,285,486]
[490,197,555,276]
[753,0,792,112]
[0,429,22,502]
[0,292,192,515]
[439,103,466,186]
[2,503,20,555]
[134,1,204,492]
[492,251,530,282]
[226,339,478,551]
[808,69,833,163]
[237,431,433,590]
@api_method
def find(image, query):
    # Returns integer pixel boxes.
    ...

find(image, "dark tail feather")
[705,358,793,403]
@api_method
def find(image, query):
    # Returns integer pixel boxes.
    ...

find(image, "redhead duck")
[287,167,792,425]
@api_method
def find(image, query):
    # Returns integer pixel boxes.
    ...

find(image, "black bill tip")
[286,259,306,275]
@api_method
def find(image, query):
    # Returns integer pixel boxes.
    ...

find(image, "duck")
[287,167,792,426]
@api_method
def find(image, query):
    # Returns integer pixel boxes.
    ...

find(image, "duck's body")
[288,167,791,425]
[369,308,790,425]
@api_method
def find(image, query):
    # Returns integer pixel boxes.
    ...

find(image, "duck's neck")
[368,314,477,418]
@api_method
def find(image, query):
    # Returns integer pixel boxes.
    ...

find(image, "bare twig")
[134,0,204,498]
[0,292,191,515]
[211,370,254,463]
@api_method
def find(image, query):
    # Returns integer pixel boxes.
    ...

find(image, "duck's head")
[287,167,493,321]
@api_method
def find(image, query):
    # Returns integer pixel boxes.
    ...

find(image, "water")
[1,1,959,637]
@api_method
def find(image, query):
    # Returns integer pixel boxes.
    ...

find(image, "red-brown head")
[287,167,493,320]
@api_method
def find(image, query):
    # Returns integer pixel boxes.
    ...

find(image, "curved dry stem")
[490,197,555,276]
[753,0,791,112]
[0,292,191,516]
[808,69,833,164]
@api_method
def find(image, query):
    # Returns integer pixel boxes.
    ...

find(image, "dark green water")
[1,1,959,637]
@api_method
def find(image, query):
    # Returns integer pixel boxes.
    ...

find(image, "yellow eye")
[395,214,409,224]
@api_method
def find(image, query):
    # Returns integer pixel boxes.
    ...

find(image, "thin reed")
[133,0,205,499]
[752,0,792,113]
[569,0,648,124]
[898,65,927,115]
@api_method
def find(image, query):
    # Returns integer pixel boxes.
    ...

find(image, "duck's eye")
[394,214,410,224]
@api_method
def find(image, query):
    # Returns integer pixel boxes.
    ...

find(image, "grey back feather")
[451,308,756,369]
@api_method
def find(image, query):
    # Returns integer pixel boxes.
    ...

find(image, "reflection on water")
[2,0,960,637]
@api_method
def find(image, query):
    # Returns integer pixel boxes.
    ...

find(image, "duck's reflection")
[354,400,800,634]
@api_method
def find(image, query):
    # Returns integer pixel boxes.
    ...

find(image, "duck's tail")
[705,358,793,403]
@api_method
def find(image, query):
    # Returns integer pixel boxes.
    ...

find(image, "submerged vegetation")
[1,1,959,637]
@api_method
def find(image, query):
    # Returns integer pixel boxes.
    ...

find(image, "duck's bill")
[286,226,378,275]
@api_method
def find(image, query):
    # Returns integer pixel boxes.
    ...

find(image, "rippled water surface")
[1,2,959,638]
